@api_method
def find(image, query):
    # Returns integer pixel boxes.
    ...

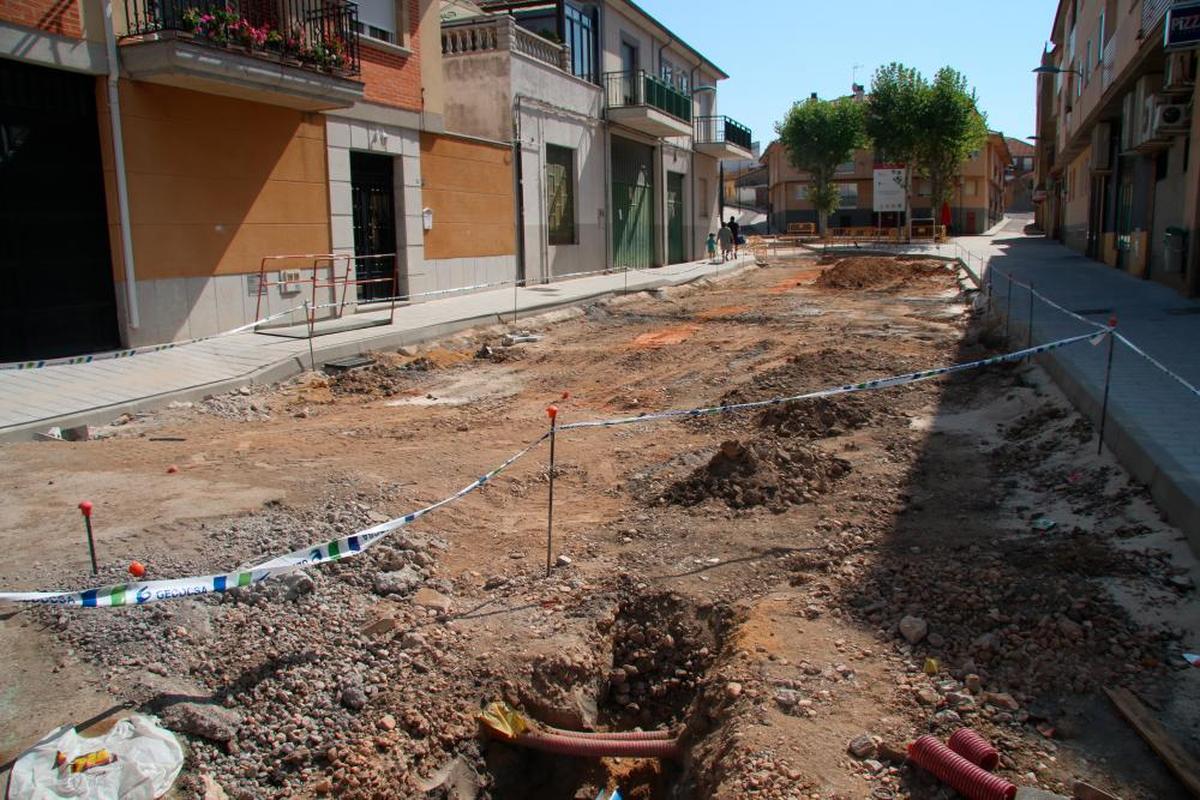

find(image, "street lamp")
[1032,65,1084,78]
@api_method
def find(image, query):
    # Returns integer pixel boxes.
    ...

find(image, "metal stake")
[1097,319,1117,456]
[1004,275,1013,343]
[79,501,98,575]
[1026,282,1035,349]
[545,405,558,578]
[304,301,316,372]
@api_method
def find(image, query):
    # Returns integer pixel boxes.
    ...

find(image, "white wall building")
[441,0,752,281]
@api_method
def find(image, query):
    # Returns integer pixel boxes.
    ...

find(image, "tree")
[918,67,988,228]
[775,96,866,235]
[865,63,927,238]
[867,63,988,237]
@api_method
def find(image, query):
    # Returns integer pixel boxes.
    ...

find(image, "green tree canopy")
[775,96,866,234]
[867,62,988,231]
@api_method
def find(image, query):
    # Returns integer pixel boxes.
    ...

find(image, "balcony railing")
[604,70,691,123]
[441,16,570,72]
[1143,0,1172,35]
[695,115,752,151]
[121,0,361,76]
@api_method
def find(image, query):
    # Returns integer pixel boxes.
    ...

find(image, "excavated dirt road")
[1,255,1197,799]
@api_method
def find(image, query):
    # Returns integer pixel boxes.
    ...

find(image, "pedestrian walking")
[706,232,718,263]
[717,223,734,262]
[727,216,741,258]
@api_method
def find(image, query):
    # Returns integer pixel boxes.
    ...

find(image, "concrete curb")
[0,259,760,443]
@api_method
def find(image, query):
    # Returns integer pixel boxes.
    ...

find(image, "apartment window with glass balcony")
[546,145,577,245]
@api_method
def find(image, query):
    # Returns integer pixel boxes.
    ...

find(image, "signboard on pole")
[1166,2,1200,50]
[873,166,906,213]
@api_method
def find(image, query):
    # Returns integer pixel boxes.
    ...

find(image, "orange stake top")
[546,405,558,420]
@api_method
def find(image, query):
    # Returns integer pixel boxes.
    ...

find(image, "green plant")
[775,96,866,235]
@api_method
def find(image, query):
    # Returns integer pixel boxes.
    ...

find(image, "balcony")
[694,115,752,159]
[442,15,571,72]
[603,70,692,137]
[118,0,364,111]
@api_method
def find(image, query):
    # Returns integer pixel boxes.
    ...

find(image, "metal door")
[611,137,655,269]
[0,59,119,361]
[350,152,399,302]
[667,171,685,264]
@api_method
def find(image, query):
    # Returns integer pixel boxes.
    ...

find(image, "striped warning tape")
[0,432,549,607]
[560,331,1106,432]
[0,330,1107,608]
[1113,332,1200,398]
[0,305,307,372]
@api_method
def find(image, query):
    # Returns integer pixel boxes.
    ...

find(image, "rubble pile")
[663,439,852,510]
[757,395,874,438]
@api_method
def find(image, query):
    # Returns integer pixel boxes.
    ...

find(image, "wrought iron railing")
[694,115,752,150]
[603,70,691,123]
[121,0,361,76]
[1142,0,1172,35]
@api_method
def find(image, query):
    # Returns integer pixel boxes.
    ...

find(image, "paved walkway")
[0,256,753,442]
[955,215,1200,548]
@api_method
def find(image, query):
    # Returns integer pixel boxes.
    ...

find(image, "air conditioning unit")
[1152,102,1192,136]
[1164,52,1196,93]
[1090,122,1113,172]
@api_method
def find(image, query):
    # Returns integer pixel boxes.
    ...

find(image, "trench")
[484,589,733,800]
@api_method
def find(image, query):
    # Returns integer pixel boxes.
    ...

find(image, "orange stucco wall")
[1,0,82,38]
[420,132,514,259]
[97,81,330,281]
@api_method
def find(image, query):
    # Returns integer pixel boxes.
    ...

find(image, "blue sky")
[636,0,1058,149]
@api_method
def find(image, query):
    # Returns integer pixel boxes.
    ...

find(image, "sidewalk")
[955,215,1200,549]
[0,256,754,442]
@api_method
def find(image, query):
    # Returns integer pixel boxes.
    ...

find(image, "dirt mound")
[758,396,873,438]
[330,349,470,396]
[815,256,947,290]
[664,439,851,510]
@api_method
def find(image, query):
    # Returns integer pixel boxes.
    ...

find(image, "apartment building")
[763,123,1012,235]
[439,0,752,280]
[0,0,518,362]
[1006,136,1037,213]
[1034,0,1200,296]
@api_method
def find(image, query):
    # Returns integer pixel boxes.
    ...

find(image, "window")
[1085,41,1092,81]
[355,0,407,46]
[837,182,858,208]
[564,3,597,83]
[964,179,978,197]
[793,184,808,202]
[546,145,576,245]
[834,160,855,175]
[1098,11,1106,61]
[698,178,709,218]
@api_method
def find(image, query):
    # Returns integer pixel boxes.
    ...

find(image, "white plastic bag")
[8,713,183,800]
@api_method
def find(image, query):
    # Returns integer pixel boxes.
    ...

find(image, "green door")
[611,136,655,269]
[667,171,685,264]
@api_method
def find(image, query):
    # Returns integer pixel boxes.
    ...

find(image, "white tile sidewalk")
[0,256,753,441]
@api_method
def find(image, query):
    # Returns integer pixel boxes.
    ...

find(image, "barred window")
[546,145,576,245]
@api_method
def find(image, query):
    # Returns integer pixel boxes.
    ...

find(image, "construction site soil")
[1,255,1197,800]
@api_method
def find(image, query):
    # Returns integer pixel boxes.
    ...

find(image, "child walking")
[706,232,718,263]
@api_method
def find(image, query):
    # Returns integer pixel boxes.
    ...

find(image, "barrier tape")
[1114,332,1200,398]
[4,256,747,373]
[0,432,549,607]
[0,305,308,372]
[561,331,1104,432]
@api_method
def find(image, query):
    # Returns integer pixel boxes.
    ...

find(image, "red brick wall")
[1,0,82,38]
[359,0,422,112]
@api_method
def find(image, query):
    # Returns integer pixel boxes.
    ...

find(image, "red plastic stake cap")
[129,561,146,578]
[78,500,93,518]
[1108,315,1118,328]
[546,405,558,420]
[561,391,571,400]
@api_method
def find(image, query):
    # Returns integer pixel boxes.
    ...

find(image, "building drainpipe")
[513,95,527,289]
[102,0,139,332]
